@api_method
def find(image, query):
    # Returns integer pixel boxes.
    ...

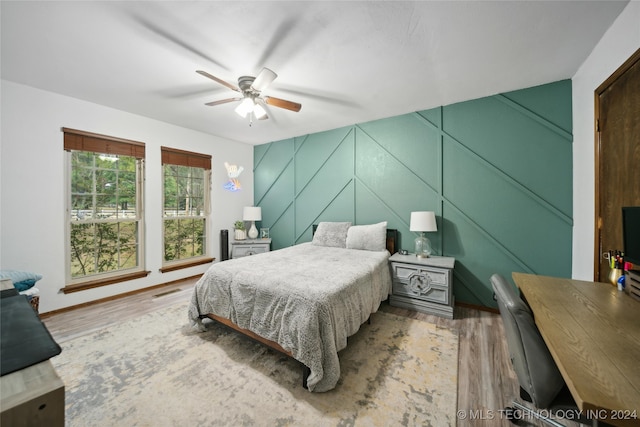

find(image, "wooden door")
[595,48,640,282]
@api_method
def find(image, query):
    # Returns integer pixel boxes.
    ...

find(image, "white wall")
[0,80,254,312]
[572,1,640,280]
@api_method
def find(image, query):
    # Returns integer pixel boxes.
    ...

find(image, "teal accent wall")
[254,80,572,308]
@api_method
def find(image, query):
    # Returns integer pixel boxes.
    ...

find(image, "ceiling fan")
[196,68,302,123]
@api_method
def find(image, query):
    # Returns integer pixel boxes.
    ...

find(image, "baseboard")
[455,300,499,314]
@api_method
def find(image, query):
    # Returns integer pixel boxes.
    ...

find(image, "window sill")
[62,270,151,294]
[159,257,214,273]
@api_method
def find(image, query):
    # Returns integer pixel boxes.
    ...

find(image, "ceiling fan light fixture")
[235,97,254,118]
[253,103,268,120]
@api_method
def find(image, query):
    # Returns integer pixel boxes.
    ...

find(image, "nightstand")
[388,252,455,319]
[231,238,271,258]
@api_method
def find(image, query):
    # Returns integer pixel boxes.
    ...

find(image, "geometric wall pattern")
[254,80,573,308]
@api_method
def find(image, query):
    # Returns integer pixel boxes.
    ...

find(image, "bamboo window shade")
[63,127,145,158]
[161,146,211,170]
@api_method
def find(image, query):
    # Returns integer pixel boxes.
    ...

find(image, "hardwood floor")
[42,277,571,426]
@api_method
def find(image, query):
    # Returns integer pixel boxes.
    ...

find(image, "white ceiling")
[1,1,629,145]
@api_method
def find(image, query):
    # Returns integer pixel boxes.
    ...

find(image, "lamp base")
[414,233,432,258]
[248,221,259,239]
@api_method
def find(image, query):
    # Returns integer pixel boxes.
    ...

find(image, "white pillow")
[346,222,388,251]
[312,222,352,248]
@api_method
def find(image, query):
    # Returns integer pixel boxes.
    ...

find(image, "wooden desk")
[513,273,640,427]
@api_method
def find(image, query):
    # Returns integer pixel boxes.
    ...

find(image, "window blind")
[63,127,145,158]
[161,146,211,170]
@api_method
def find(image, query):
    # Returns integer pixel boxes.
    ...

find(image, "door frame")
[593,48,640,281]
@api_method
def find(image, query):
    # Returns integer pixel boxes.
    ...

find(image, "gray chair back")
[490,274,565,409]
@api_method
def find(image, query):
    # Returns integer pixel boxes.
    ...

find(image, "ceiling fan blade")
[264,96,302,112]
[134,15,229,71]
[196,70,240,92]
[251,68,278,92]
[205,97,242,106]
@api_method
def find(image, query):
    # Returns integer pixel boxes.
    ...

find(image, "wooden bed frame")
[201,227,398,388]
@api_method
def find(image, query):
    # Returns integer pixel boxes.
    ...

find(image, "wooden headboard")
[312,224,398,254]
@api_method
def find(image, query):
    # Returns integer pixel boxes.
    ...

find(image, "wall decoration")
[223,161,244,192]
[254,80,573,309]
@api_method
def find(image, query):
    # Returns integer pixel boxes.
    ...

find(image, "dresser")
[231,238,271,258]
[388,253,455,319]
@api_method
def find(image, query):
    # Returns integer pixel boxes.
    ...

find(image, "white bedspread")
[188,242,392,392]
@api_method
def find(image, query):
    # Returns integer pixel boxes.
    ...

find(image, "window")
[63,128,147,292]
[161,147,212,271]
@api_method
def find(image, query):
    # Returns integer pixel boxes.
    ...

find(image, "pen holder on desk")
[609,268,623,286]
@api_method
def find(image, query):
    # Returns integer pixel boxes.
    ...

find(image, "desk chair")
[491,274,610,427]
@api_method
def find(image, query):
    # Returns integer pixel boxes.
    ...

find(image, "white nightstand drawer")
[233,245,268,257]
[394,265,448,286]
[392,278,449,304]
[230,239,271,259]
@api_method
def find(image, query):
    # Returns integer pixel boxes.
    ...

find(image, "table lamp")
[410,211,437,258]
[243,206,262,239]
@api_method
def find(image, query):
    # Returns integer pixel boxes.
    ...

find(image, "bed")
[188,221,397,392]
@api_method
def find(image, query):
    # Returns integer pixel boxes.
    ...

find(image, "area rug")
[51,302,459,426]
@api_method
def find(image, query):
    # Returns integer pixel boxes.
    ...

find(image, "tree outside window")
[161,147,211,266]
[70,152,140,277]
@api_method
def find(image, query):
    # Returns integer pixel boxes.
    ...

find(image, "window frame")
[160,146,213,272]
[62,128,149,293]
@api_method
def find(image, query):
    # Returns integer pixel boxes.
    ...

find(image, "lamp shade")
[410,211,437,232]
[253,103,268,120]
[235,98,254,118]
[243,206,262,221]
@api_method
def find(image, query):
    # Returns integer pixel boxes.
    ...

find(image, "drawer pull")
[408,272,432,296]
